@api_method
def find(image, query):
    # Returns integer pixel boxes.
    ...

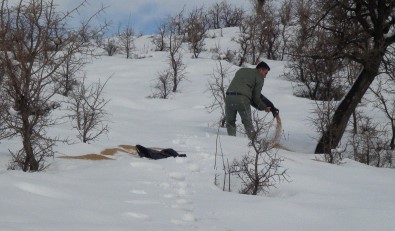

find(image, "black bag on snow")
[136,144,187,160]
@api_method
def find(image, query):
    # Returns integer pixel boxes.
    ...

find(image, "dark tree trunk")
[391,124,395,150]
[256,0,265,15]
[315,66,379,154]
[22,114,38,172]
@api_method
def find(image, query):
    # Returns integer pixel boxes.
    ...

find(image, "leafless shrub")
[284,56,347,101]
[231,111,289,195]
[0,0,103,172]
[278,0,294,61]
[8,136,56,171]
[152,23,167,51]
[151,69,173,99]
[68,78,110,143]
[102,38,119,56]
[118,21,135,59]
[211,40,237,63]
[309,100,341,164]
[236,3,281,66]
[284,0,347,101]
[283,0,349,101]
[206,61,233,127]
[168,38,186,93]
[185,7,208,58]
[207,1,244,29]
[347,113,391,167]
[213,126,232,192]
[221,2,244,28]
[370,72,395,151]
[54,48,87,97]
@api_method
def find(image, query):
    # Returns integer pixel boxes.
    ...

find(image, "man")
[225,61,277,138]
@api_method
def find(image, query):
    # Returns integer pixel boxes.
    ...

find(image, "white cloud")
[53,0,250,34]
[4,0,250,34]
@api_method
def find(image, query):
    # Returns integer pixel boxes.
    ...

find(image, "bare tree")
[54,47,87,97]
[236,1,281,65]
[220,1,245,28]
[260,3,281,60]
[310,0,395,154]
[151,12,187,97]
[185,7,208,58]
[206,61,233,127]
[284,56,347,101]
[152,22,167,51]
[370,67,395,151]
[207,1,245,29]
[170,7,185,36]
[0,0,103,171]
[284,0,349,101]
[118,19,135,59]
[278,0,294,61]
[250,0,267,16]
[207,2,223,29]
[167,13,186,93]
[68,77,110,143]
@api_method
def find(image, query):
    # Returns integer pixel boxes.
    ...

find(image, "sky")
[0,27,394,231]
[54,0,249,35]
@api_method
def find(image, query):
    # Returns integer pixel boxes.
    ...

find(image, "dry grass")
[101,148,126,156]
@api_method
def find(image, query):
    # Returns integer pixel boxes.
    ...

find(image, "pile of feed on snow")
[58,154,113,160]
[58,145,140,160]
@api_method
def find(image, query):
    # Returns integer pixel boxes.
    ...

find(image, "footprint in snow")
[163,194,176,199]
[176,199,192,205]
[168,172,186,181]
[129,162,164,170]
[171,204,193,212]
[130,189,147,195]
[125,200,160,205]
[188,163,200,172]
[171,213,196,225]
[124,212,150,220]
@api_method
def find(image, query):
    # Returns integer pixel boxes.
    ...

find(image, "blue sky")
[55,0,248,35]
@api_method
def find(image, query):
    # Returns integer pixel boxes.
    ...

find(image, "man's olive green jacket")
[227,68,266,110]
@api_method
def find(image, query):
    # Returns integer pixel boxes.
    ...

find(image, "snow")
[0,27,394,231]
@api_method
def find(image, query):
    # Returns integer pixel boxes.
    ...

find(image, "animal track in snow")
[125,200,160,205]
[129,162,164,170]
[130,189,147,195]
[124,212,150,220]
[168,172,186,181]
[188,163,200,172]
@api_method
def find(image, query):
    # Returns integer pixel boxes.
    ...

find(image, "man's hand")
[272,108,279,117]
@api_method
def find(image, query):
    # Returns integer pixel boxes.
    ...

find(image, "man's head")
[256,61,270,78]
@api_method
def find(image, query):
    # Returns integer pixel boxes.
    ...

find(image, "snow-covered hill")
[0,28,394,231]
